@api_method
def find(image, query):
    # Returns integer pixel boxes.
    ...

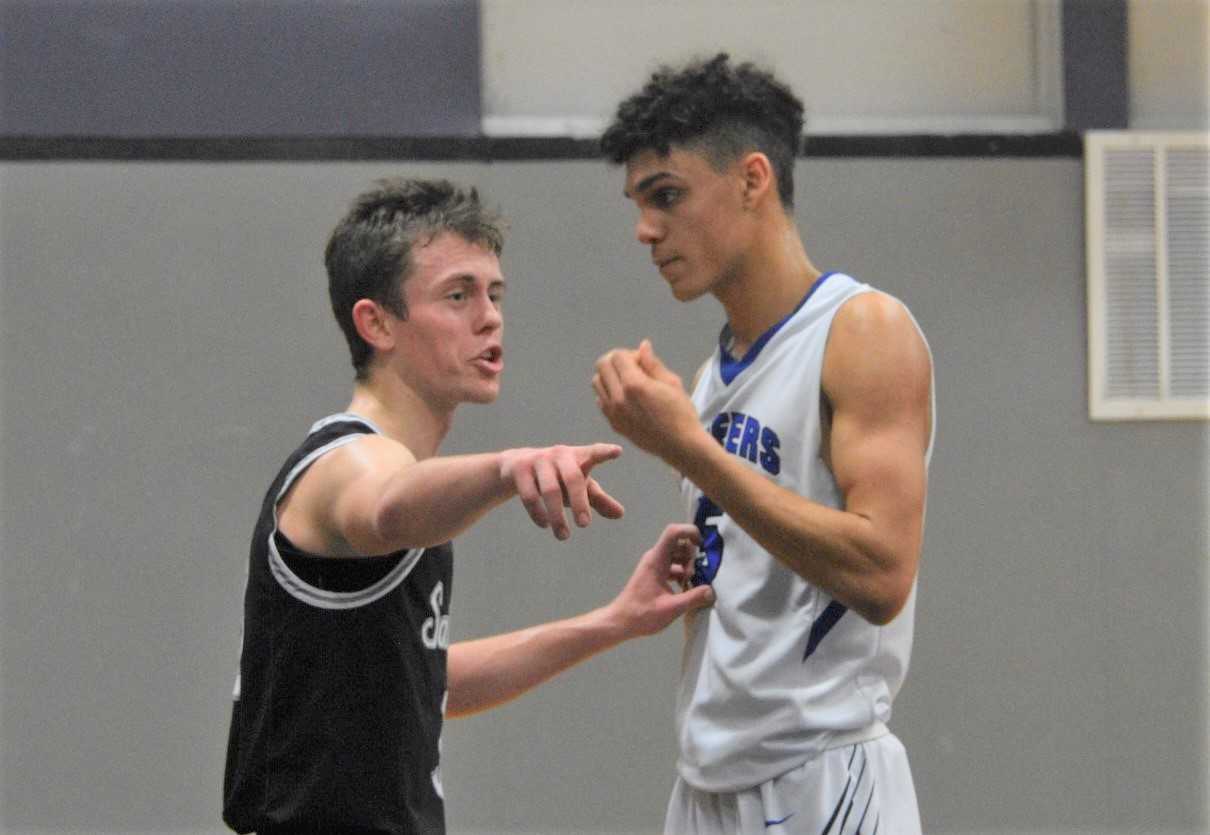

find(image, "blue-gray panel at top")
[0,0,481,137]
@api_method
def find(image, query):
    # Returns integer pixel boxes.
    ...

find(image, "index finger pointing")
[553,447,591,528]
[576,443,623,471]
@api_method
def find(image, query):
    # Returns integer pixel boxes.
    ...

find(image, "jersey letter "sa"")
[421,582,450,650]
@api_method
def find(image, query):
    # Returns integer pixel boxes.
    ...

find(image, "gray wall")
[0,0,481,137]
[0,157,1205,834]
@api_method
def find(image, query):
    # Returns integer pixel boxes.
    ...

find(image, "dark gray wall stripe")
[0,133,1083,161]
[0,0,480,138]
[1062,0,1129,129]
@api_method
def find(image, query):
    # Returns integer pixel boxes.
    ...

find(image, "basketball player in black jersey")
[223,178,716,835]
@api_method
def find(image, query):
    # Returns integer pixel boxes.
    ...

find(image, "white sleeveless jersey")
[676,272,935,792]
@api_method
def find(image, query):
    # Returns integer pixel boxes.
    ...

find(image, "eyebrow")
[624,171,675,199]
[439,273,506,290]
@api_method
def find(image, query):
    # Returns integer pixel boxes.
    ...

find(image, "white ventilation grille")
[1086,132,1210,420]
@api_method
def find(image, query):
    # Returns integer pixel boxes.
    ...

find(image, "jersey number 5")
[692,496,725,587]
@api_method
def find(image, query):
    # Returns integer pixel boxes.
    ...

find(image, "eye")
[652,187,681,208]
[447,290,466,302]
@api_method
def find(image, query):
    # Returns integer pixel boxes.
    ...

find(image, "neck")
[346,370,453,460]
[715,220,820,356]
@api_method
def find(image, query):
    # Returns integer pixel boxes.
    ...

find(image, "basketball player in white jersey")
[595,55,935,834]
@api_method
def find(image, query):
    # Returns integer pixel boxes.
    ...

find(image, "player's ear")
[352,299,397,353]
[739,152,774,209]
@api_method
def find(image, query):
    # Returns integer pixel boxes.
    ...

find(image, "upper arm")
[822,293,932,573]
[278,434,418,557]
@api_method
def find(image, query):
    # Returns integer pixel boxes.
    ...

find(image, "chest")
[694,331,832,484]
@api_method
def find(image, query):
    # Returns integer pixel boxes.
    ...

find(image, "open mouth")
[473,346,503,373]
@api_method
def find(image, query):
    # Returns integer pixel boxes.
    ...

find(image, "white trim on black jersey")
[267,415,425,610]
[308,411,386,436]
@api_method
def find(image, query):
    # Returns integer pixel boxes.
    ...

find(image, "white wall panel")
[1128,0,1210,130]
[482,0,1062,135]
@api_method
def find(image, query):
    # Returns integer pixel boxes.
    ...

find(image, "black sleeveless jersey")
[224,414,453,834]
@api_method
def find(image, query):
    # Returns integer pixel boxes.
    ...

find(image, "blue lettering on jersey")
[760,426,781,475]
[710,413,730,444]
[707,411,781,476]
[724,414,744,454]
[691,496,725,587]
[737,415,761,462]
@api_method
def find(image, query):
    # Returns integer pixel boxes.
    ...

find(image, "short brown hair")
[324,178,505,378]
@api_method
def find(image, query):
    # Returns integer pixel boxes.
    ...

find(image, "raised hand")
[593,340,702,465]
[605,523,715,638]
[498,443,625,540]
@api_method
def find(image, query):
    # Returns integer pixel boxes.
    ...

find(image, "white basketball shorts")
[664,732,921,835]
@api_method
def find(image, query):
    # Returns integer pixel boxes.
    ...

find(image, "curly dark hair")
[324,178,505,379]
[600,53,805,208]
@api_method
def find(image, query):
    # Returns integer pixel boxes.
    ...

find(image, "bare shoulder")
[823,291,931,420]
[829,292,929,369]
[297,432,415,491]
[833,291,924,342]
[325,432,416,477]
[278,432,417,552]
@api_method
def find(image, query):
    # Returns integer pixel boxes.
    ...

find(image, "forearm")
[674,433,913,624]
[374,453,513,548]
[446,606,626,718]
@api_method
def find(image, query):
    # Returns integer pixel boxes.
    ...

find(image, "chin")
[669,282,708,302]
[466,384,500,404]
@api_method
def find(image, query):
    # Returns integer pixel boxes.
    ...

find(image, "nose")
[475,294,502,332]
[635,210,663,246]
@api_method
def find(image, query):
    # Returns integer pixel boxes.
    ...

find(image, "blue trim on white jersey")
[803,600,849,661]
[718,272,837,385]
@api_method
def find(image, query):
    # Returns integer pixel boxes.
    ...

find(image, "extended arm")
[594,294,931,625]
[279,436,626,557]
[446,524,712,717]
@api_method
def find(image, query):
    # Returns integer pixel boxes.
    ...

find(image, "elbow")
[860,597,904,627]
[444,698,474,720]
[852,543,920,625]
[855,575,914,626]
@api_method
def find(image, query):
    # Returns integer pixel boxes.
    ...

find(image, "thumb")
[638,339,678,384]
[677,584,716,615]
[637,339,658,370]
